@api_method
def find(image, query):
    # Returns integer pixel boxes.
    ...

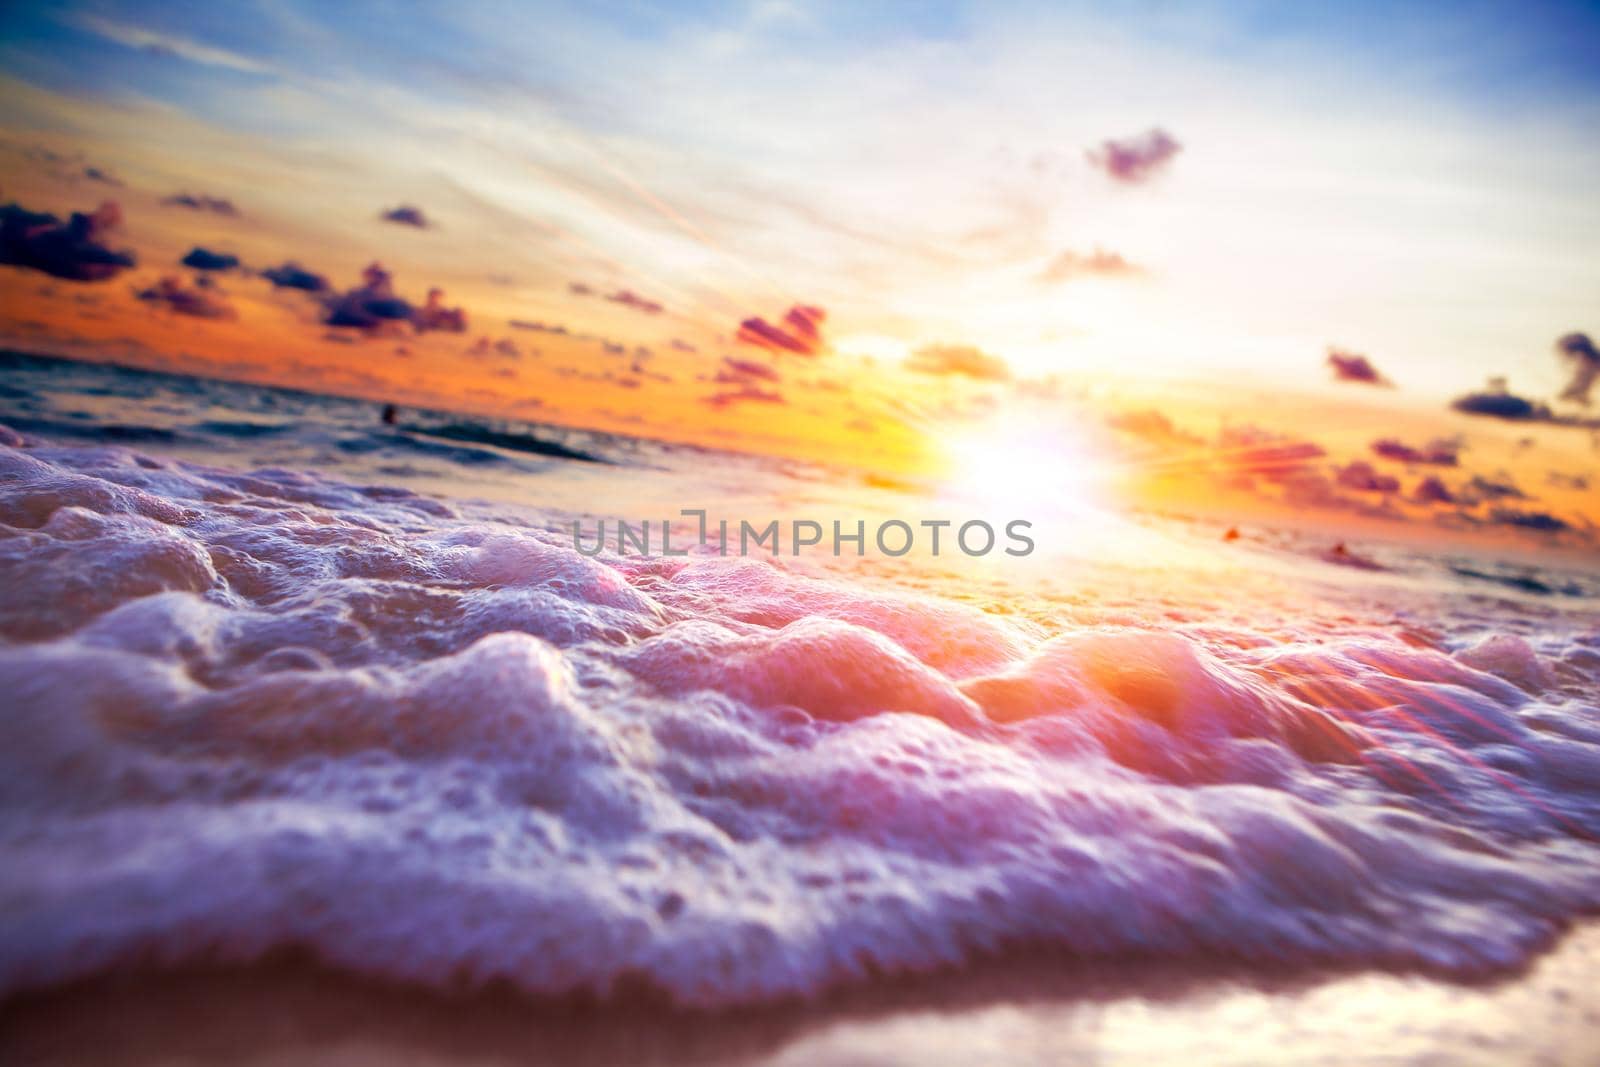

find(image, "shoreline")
[4,925,1597,1066]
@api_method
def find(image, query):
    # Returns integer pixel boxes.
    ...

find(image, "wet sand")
[3,925,1596,1067]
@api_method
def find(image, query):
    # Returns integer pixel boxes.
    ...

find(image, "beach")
[4,927,1597,1066]
[1,353,1597,1063]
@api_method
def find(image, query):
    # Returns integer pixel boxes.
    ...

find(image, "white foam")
[1,434,1598,1006]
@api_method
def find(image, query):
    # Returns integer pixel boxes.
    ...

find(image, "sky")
[1,0,1597,546]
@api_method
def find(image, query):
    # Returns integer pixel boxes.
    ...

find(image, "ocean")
[1,348,1598,1009]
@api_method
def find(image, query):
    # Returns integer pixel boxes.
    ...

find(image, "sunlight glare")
[940,408,1107,521]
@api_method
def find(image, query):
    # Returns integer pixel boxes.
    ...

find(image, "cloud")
[181,246,240,271]
[1216,424,1326,478]
[380,204,432,229]
[261,261,329,292]
[83,166,123,187]
[1327,348,1391,386]
[1556,332,1599,406]
[1487,508,1570,533]
[1106,409,1205,449]
[1413,475,1456,505]
[702,385,786,409]
[1547,471,1590,492]
[466,336,523,360]
[670,338,698,353]
[903,343,1011,382]
[322,262,466,335]
[1451,379,1547,420]
[164,193,240,217]
[136,275,235,319]
[1036,247,1143,284]
[737,304,828,356]
[413,288,468,333]
[1369,436,1459,466]
[1450,375,1600,430]
[714,356,781,384]
[0,200,136,282]
[509,319,567,334]
[69,12,274,74]
[1086,128,1182,184]
[605,289,665,315]
[323,264,415,330]
[568,282,668,315]
[1460,473,1528,503]
[1334,460,1400,494]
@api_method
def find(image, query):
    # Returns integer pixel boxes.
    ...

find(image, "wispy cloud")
[1036,247,1143,284]
[903,344,1011,382]
[68,13,276,76]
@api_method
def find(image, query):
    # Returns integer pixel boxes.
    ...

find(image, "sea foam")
[1,429,1598,1006]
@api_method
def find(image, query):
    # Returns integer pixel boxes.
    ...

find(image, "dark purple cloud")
[1556,332,1599,406]
[1413,476,1456,506]
[1461,473,1528,503]
[903,343,1012,382]
[1037,247,1143,284]
[0,200,135,282]
[1488,508,1570,533]
[413,287,468,332]
[1327,348,1391,386]
[323,262,466,335]
[714,356,781,385]
[1452,383,1547,420]
[137,275,235,319]
[1086,128,1182,184]
[380,204,431,228]
[325,284,413,329]
[181,246,240,271]
[1369,437,1459,466]
[605,289,665,315]
[83,166,123,187]
[1275,469,1387,517]
[164,192,239,217]
[702,385,785,409]
[261,261,329,292]
[1334,460,1401,494]
[1451,367,1600,430]
[737,304,827,357]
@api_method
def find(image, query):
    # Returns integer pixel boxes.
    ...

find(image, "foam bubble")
[0,431,1598,1006]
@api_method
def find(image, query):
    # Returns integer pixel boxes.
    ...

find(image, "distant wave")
[192,419,295,439]
[1,429,1597,1006]
[398,421,609,464]
[0,416,190,445]
[1450,564,1586,598]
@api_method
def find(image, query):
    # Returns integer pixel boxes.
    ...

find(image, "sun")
[938,408,1106,522]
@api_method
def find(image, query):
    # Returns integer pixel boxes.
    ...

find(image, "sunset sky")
[1,1,1597,545]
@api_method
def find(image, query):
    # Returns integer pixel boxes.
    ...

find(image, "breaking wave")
[1,428,1598,1007]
